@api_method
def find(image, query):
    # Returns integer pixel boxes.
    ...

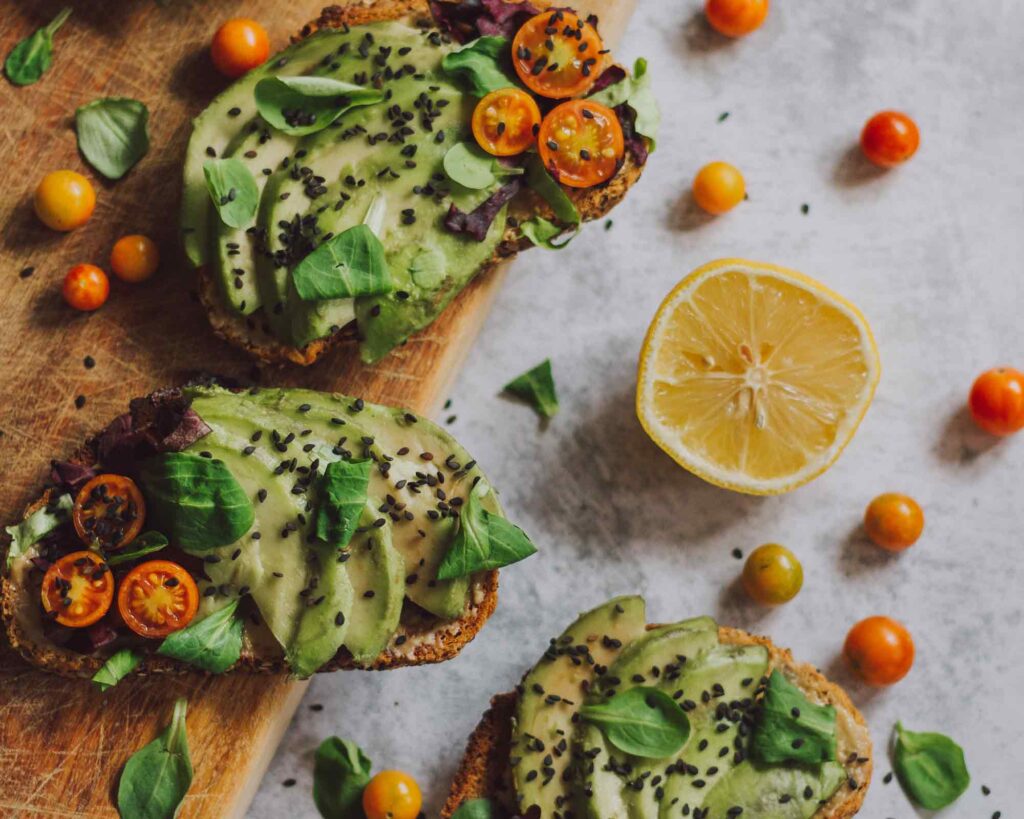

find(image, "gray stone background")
[254,0,1024,815]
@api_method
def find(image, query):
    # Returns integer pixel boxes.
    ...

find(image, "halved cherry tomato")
[512,10,605,99]
[118,560,200,639]
[844,616,914,686]
[41,550,114,628]
[362,770,422,819]
[705,0,770,38]
[472,88,542,157]
[110,234,160,283]
[62,264,110,312]
[969,367,1024,436]
[34,170,96,232]
[210,18,270,79]
[73,474,146,551]
[538,100,624,188]
[860,111,920,167]
[864,493,924,552]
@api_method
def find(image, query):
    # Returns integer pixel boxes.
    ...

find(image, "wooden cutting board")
[0,1,636,816]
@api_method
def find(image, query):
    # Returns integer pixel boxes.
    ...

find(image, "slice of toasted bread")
[1,390,499,679]
[441,625,872,818]
[196,1,647,366]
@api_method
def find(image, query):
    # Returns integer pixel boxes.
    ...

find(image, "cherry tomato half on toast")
[41,550,114,628]
[362,770,422,819]
[969,367,1024,436]
[538,99,624,188]
[844,615,914,685]
[62,264,110,312]
[117,560,200,639]
[512,10,605,99]
[73,474,146,550]
[472,88,542,156]
[860,111,920,167]
[211,18,270,78]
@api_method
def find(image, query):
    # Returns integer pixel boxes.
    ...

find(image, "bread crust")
[196,1,647,366]
[441,625,872,818]
[0,407,499,680]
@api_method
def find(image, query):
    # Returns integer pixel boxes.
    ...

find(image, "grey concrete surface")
[252,1,1024,815]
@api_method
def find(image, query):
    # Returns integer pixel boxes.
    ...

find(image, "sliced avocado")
[287,540,356,678]
[700,759,846,818]
[511,596,647,817]
[181,31,343,269]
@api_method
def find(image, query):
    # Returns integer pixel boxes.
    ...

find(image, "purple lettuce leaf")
[430,0,540,43]
[444,178,523,241]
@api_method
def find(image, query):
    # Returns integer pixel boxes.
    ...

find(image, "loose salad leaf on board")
[117,698,193,819]
[580,686,691,758]
[157,598,244,674]
[92,649,141,693]
[503,359,559,418]
[75,97,150,180]
[254,76,385,136]
[893,722,970,810]
[4,7,72,87]
[313,737,372,819]
[203,158,260,229]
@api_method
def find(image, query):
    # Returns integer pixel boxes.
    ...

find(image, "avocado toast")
[185,1,653,366]
[1,383,536,680]
[442,597,872,818]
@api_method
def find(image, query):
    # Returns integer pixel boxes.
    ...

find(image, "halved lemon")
[637,259,880,495]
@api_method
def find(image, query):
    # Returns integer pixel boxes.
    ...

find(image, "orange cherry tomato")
[73,474,146,551]
[62,264,110,312]
[860,111,920,167]
[40,550,114,628]
[693,161,745,214]
[538,100,623,188]
[110,234,160,283]
[512,10,605,99]
[117,560,200,639]
[844,616,914,686]
[705,0,770,37]
[34,170,96,231]
[742,543,803,605]
[210,18,270,79]
[864,493,924,552]
[969,367,1024,436]
[362,770,422,819]
[471,88,542,157]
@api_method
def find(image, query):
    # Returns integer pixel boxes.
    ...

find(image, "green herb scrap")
[203,158,260,230]
[254,75,384,137]
[519,216,577,250]
[437,485,537,581]
[525,156,579,226]
[440,36,516,97]
[580,686,691,758]
[4,494,72,570]
[105,531,169,566]
[312,736,372,819]
[450,798,502,819]
[292,224,392,301]
[503,359,559,418]
[92,649,141,693]
[75,97,150,180]
[893,722,970,810]
[4,7,72,87]
[443,141,523,191]
[117,698,193,819]
[157,599,244,674]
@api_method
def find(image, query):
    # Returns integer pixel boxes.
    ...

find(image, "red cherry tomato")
[117,560,200,639]
[860,111,920,167]
[969,367,1024,436]
[211,18,270,78]
[512,10,605,99]
[844,616,914,685]
[62,264,110,312]
[110,234,160,283]
[864,493,924,552]
[40,551,114,628]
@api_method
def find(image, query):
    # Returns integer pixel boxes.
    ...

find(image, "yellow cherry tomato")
[742,543,803,605]
[110,234,160,283]
[63,264,109,312]
[362,770,422,819]
[705,0,770,38]
[864,493,924,552]
[472,88,542,157]
[34,170,96,232]
[211,18,270,78]
[693,161,745,214]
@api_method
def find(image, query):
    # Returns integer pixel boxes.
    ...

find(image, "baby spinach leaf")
[580,686,691,758]
[451,799,502,819]
[293,224,392,301]
[4,493,72,570]
[105,531,169,567]
[750,670,837,765]
[589,57,659,148]
[312,736,372,819]
[4,7,71,87]
[157,598,243,673]
[313,459,371,547]
[203,158,259,229]
[443,141,524,190]
[255,76,384,136]
[503,359,559,418]
[92,649,141,693]
[525,155,579,225]
[441,36,516,97]
[437,486,537,580]
[139,452,254,553]
[75,98,150,180]
[893,722,970,810]
[117,698,193,819]
[519,216,577,250]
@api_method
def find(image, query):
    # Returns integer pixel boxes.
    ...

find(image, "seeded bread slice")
[197,1,647,366]
[0,400,499,680]
[441,625,872,818]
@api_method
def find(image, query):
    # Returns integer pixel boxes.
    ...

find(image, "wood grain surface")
[0,1,635,815]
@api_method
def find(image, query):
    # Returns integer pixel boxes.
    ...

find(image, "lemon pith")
[637,259,881,495]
